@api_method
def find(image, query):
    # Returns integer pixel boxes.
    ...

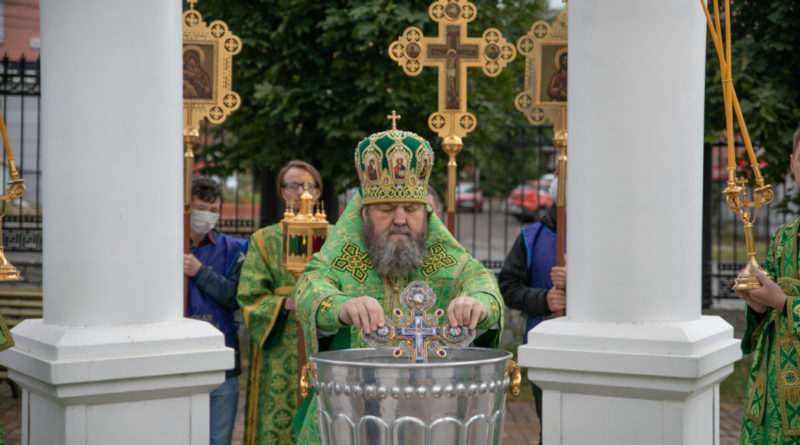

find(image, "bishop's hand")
[339,296,385,335]
[447,296,487,330]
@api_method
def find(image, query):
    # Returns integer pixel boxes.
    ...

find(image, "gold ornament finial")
[387,110,401,130]
[187,0,198,10]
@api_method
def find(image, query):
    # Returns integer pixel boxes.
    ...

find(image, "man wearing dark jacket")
[498,204,566,444]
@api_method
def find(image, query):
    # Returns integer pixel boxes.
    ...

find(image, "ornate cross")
[389,0,516,139]
[428,27,479,111]
[399,313,440,362]
[387,110,402,130]
[362,281,475,362]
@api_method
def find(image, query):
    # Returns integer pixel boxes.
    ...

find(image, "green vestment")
[237,223,330,445]
[741,217,800,443]
[0,314,12,445]
[292,194,504,444]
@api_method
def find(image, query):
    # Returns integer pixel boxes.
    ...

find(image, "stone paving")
[0,380,743,444]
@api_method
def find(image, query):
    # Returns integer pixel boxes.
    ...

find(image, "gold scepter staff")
[553,107,567,318]
[0,106,26,281]
[700,0,774,290]
[514,5,568,316]
[183,117,199,315]
[182,0,242,313]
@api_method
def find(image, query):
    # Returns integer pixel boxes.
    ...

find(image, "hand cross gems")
[362,281,476,362]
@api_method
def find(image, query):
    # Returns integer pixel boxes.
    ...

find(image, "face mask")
[549,177,559,200]
[190,209,220,234]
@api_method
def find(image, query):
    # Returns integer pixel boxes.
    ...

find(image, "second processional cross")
[389,0,515,233]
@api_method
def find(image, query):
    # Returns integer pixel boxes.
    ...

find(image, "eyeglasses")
[281,182,318,192]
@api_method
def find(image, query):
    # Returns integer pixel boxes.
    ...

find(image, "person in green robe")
[237,160,330,445]
[737,128,800,444]
[0,313,13,445]
[292,126,504,443]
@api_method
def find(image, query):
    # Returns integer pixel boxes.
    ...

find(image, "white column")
[517,1,741,444]
[0,1,232,444]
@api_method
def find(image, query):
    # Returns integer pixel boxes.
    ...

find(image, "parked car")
[455,182,484,212]
[505,180,554,221]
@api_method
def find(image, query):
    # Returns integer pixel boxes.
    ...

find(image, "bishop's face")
[361,202,428,277]
[362,202,426,243]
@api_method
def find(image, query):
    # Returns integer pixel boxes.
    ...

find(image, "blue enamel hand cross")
[399,312,440,362]
[362,281,476,362]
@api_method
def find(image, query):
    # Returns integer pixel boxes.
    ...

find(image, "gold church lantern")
[281,174,328,277]
[0,107,26,281]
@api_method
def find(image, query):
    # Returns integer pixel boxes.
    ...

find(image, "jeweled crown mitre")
[354,127,434,205]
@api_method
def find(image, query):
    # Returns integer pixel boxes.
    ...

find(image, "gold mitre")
[354,126,434,205]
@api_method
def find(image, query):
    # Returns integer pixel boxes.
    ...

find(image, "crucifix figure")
[428,26,479,111]
[399,312,440,361]
[389,0,515,234]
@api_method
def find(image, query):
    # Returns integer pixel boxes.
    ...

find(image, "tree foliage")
[703,0,800,192]
[194,0,548,194]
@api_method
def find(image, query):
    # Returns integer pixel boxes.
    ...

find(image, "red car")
[455,182,484,212]
[505,180,554,221]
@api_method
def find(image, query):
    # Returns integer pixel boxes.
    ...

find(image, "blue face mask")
[190,209,220,234]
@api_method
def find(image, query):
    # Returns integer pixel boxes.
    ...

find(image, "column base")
[0,318,232,445]
[518,315,741,445]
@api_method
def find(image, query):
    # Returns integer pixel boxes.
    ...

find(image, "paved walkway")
[0,380,742,444]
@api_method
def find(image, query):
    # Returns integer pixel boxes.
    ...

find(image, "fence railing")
[0,56,42,252]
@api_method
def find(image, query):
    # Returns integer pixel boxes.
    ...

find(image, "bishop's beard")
[362,215,428,278]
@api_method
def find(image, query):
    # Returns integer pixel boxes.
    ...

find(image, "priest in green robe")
[737,128,800,444]
[237,160,330,445]
[0,313,12,445]
[292,126,504,443]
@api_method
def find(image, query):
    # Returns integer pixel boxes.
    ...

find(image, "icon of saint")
[418,159,428,179]
[183,48,212,99]
[394,158,406,180]
[367,159,378,181]
[485,44,500,60]
[547,51,567,102]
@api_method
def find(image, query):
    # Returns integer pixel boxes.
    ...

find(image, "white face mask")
[190,209,220,234]
[549,177,559,200]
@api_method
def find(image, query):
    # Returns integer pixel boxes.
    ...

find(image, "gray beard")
[362,215,428,278]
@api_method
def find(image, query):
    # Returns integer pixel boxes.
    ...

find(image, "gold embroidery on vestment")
[421,242,456,277]
[331,242,373,283]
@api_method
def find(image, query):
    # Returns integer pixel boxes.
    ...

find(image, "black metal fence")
[1,57,787,303]
[0,56,42,252]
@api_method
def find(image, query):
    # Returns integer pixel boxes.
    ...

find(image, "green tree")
[703,0,800,202]
[194,0,547,198]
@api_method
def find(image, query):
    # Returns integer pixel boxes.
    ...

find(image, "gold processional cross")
[389,0,516,234]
